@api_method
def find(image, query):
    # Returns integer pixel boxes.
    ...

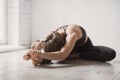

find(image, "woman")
[23,24,116,66]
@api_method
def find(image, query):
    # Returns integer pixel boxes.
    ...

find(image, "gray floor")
[0,50,120,80]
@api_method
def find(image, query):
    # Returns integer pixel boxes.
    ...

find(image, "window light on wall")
[0,0,7,44]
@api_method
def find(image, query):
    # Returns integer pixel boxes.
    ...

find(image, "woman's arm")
[30,25,82,61]
[39,33,78,60]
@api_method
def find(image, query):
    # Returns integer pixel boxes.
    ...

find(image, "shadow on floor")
[34,59,112,69]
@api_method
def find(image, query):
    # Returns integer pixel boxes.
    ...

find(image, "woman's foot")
[32,58,43,66]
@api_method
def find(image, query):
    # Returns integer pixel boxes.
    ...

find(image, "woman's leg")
[79,46,116,62]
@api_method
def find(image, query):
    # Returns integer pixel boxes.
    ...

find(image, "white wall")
[32,0,120,53]
[8,0,32,47]
[0,0,7,44]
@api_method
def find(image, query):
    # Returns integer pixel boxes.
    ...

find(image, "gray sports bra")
[55,25,87,47]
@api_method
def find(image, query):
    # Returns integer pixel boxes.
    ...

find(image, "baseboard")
[0,45,28,53]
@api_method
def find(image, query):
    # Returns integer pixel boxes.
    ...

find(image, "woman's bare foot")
[32,58,43,66]
[23,49,43,66]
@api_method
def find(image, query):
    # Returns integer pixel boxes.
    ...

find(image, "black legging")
[72,38,116,62]
[42,38,116,63]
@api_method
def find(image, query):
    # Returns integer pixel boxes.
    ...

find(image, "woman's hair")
[43,32,66,52]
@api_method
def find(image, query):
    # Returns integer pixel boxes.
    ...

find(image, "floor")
[0,50,120,80]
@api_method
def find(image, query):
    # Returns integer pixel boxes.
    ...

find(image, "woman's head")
[43,32,66,52]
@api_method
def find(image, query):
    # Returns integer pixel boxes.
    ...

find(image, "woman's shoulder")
[67,24,81,30]
[66,24,81,32]
[66,24,82,39]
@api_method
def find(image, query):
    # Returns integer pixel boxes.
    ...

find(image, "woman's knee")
[95,46,116,61]
[106,49,116,61]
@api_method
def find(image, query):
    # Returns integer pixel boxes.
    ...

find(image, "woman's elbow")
[59,53,68,61]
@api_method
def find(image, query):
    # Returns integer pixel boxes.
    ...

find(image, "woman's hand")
[23,49,33,60]
[23,49,43,66]
[31,40,45,50]
[28,50,41,60]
